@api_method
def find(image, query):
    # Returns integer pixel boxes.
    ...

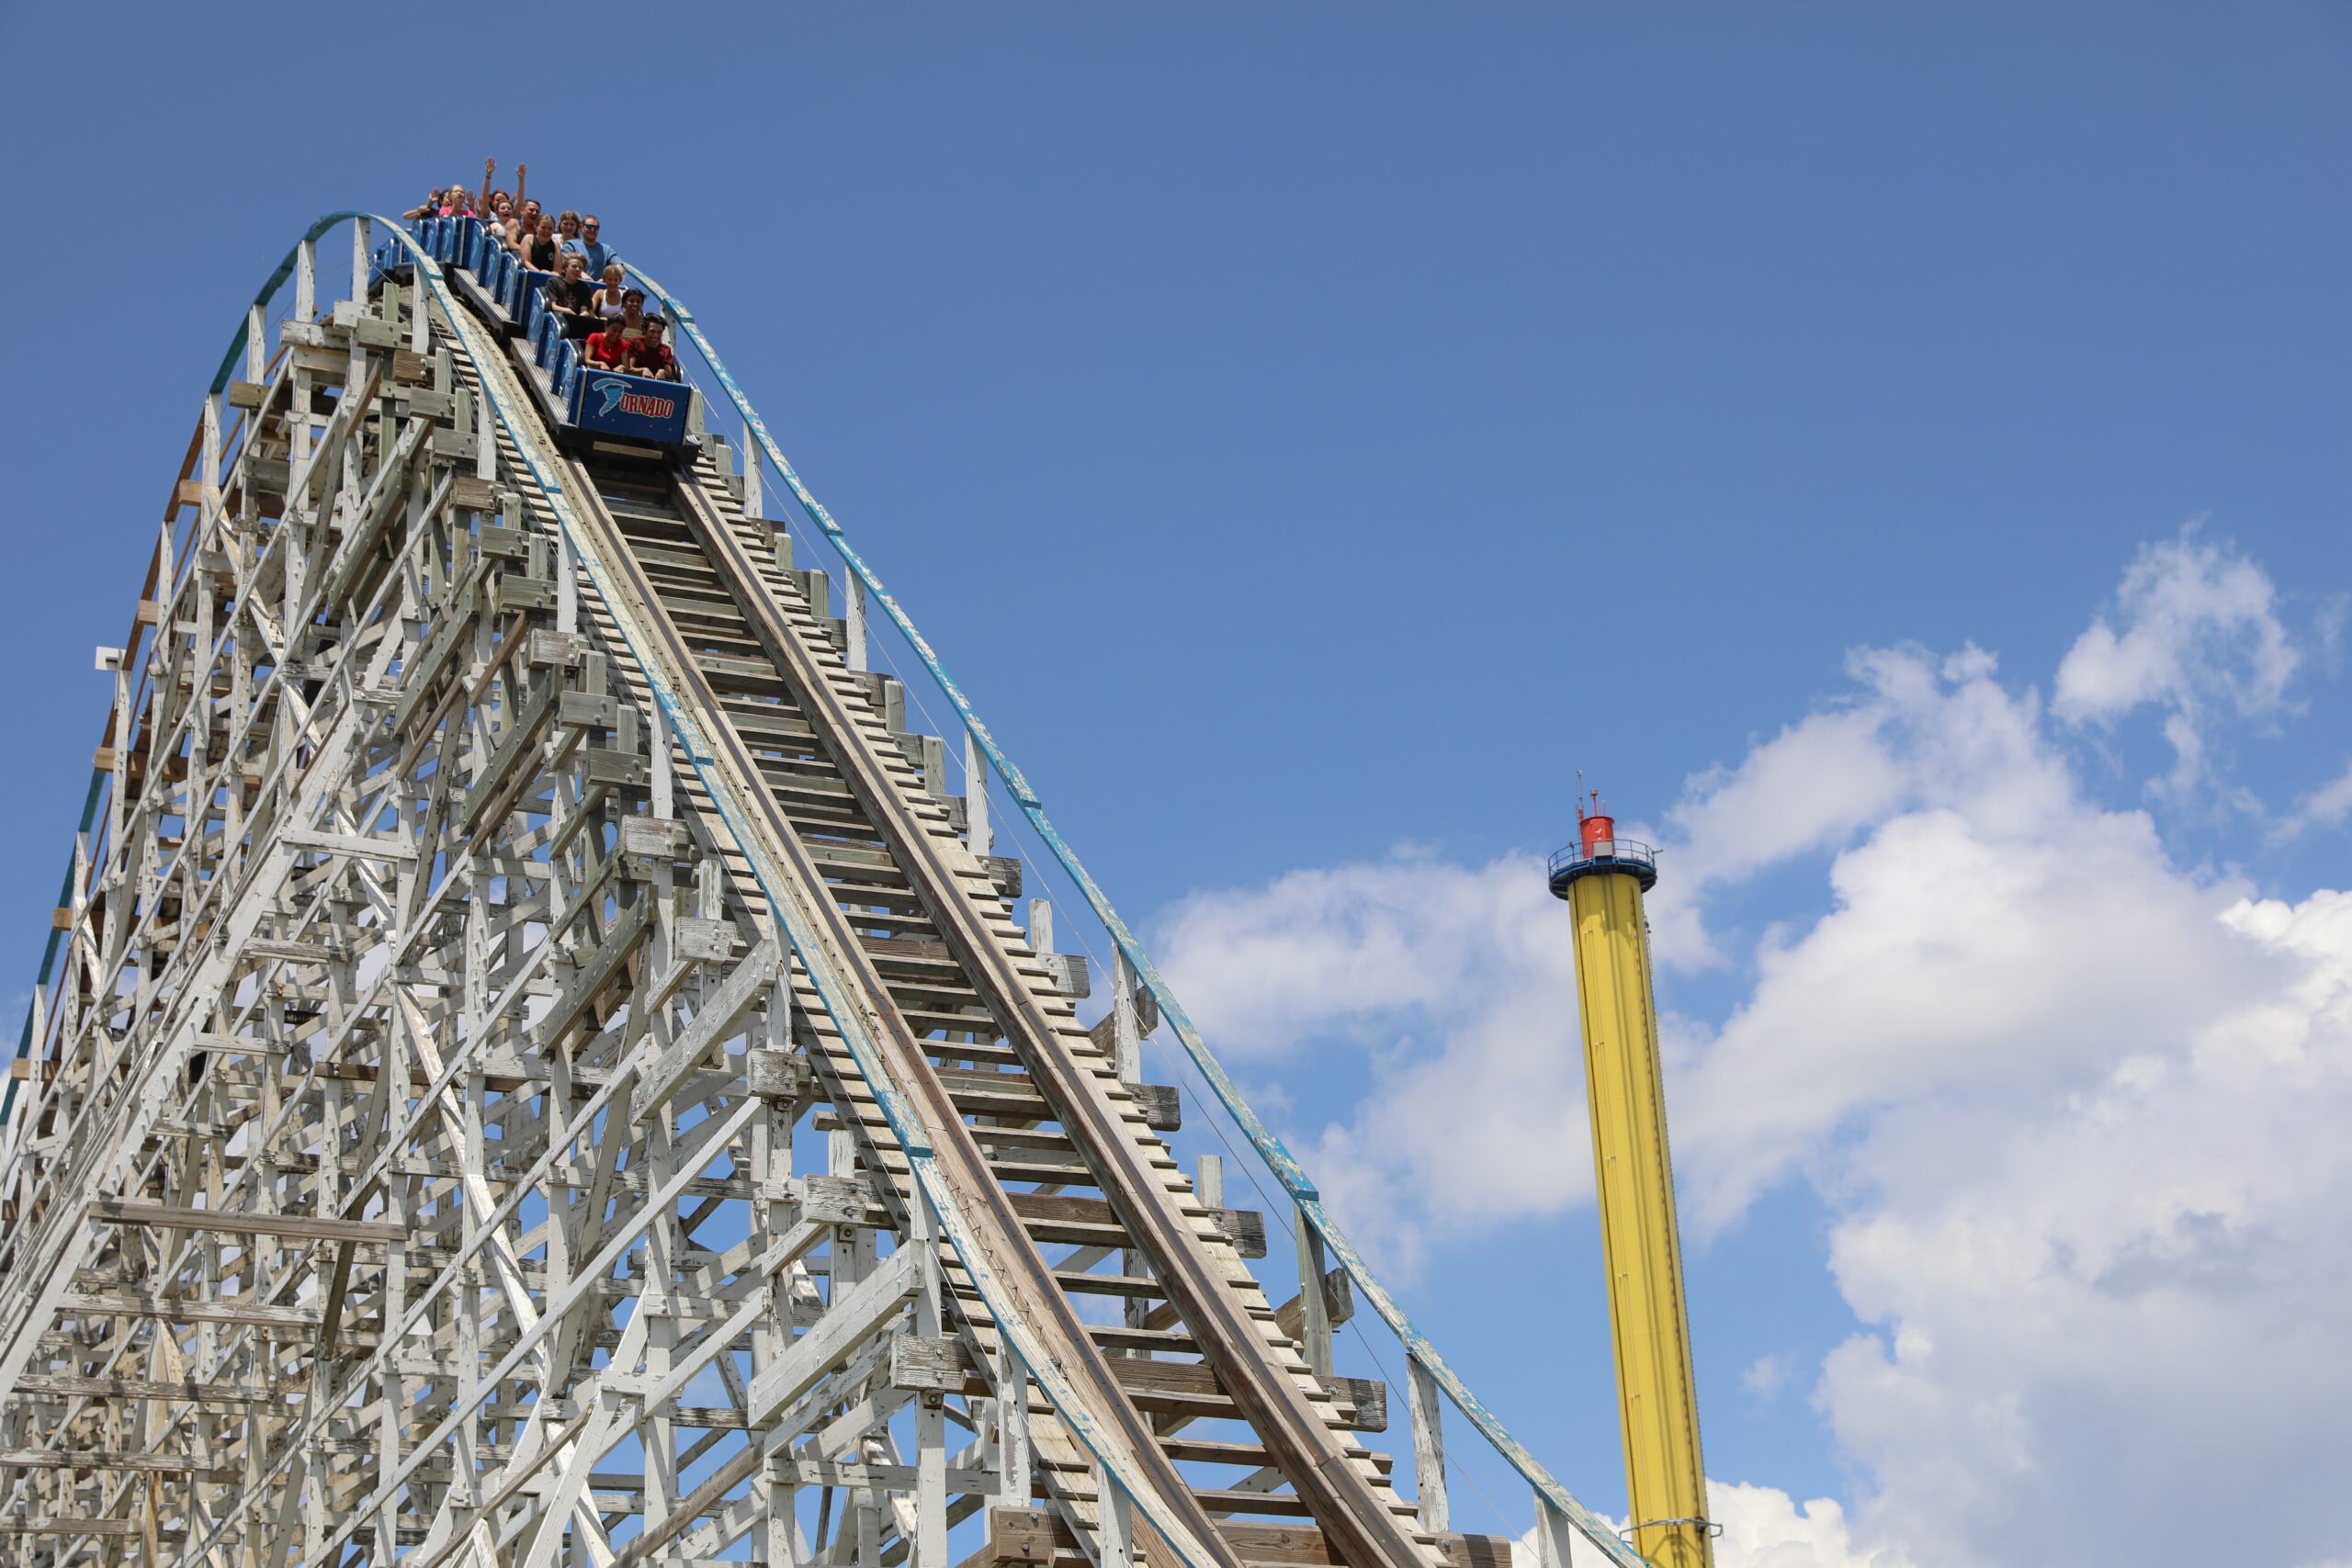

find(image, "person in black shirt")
[545,253,597,338]
[524,213,560,272]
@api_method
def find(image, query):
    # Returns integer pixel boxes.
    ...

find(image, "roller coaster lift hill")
[0,209,1719,1568]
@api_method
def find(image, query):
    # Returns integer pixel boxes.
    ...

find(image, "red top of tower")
[1577,790,1615,853]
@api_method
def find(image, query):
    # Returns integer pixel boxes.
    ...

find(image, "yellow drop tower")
[1548,795,1714,1568]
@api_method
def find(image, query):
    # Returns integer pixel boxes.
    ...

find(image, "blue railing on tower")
[1546,836,1659,894]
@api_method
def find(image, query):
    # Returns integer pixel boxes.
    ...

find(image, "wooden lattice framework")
[0,222,1634,1568]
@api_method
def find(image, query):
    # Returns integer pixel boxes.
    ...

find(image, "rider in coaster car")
[584,318,633,371]
[630,317,680,381]
[546,254,597,337]
[616,288,651,343]
[507,197,544,256]
[483,158,526,231]
[410,183,475,218]
[522,212,560,273]
[563,214,615,276]
[589,264,628,324]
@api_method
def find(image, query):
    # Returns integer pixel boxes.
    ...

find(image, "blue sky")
[4,6,2349,1564]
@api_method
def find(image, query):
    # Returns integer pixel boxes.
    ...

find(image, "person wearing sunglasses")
[562,214,615,276]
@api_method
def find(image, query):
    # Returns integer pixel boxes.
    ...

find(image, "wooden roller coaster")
[0,216,1664,1568]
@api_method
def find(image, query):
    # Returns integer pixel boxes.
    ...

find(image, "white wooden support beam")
[378,1163,410,1566]
[632,939,780,1123]
[476,378,496,480]
[1295,1205,1333,1382]
[458,1058,485,1500]
[995,1339,1031,1516]
[296,239,317,322]
[1408,1353,1449,1534]
[743,441,763,519]
[1099,1466,1135,1568]
[746,1240,922,1428]
[1029,898,1053,957]
[846,575,867,672]
[1114,940,1148,1353]
[913,1194,947,1568]
[246,304,266,383]
[200,395,222,520]
[1112,949,1141,1081]
[1532,1494,1576,1568]
[912,1187,944,1336]
[1196,1155,1223,1211]
[652,700,675,820]
[964,731,991,859]
[558,526,578,633]
[830,1115,876,1291]
[351,219,370,303]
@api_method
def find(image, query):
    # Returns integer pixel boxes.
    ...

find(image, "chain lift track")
[0,216,1645,1568]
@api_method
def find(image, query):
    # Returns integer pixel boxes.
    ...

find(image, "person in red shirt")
[630,317,680,381]
[583,321,631,370]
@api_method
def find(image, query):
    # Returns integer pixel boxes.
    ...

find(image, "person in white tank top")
[590,263,628,320]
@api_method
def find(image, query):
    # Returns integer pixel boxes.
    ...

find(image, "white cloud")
[1157,852,1587,1271]
[2052,528,2302,800]
[1741,1354,1788,1401]
[1676,790,2265,1234]
[1155,851,1557,1060]
[1516,1483,1908,1568]
[1711,1483,1913,1568]
[1152,530,2352,1567]
[2282,758,2352,837]
[1645,641,2070,969]
[1811,886,2352,1566]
